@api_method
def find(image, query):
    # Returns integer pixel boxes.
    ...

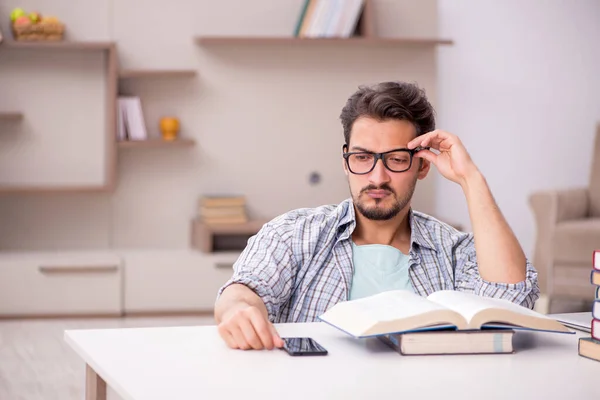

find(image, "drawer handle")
[38,265,119,274]
[215,263,233,269]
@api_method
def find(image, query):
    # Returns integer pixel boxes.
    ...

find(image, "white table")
[65,319,600,400]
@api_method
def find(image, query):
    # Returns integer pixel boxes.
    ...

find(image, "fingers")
[248,310,275,349]
[218,306,279,350]
[218,325,238,349]
[238,317,264,350]
[269,324,284,348]
[408,130,455,151]
[414,148,438,164]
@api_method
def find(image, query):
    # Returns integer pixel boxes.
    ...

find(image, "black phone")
[281,337,328,356]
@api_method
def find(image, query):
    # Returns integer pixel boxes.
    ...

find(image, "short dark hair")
[339,81,436,145]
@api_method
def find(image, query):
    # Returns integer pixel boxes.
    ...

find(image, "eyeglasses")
[342,145,429,175]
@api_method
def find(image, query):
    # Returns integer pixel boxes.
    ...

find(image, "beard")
[353,179,417,221]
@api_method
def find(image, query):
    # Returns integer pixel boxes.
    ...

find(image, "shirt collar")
[337,198,437,252]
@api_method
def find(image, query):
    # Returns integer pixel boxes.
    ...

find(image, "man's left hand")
[408,130,479,187]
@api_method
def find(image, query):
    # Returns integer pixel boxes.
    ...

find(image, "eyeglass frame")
[342,144,430,175]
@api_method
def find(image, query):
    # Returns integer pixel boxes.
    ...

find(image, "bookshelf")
[194,0,452,49]
[0,112,24,121]
[118,69,197,79]
[195,36,453,47]
[117,138,196,149]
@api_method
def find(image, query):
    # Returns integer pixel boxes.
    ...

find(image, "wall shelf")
[0,41,116,51]
[117,138,196,149]
[0,112,24,121]
[191,218,268,253]
[118,69,197,79]
[194,36,453,47]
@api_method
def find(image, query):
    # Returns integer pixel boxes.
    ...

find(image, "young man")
[214,81,539,350]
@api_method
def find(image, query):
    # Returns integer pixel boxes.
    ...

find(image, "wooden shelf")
[118,138,196,149]
[0,41,115,51]
[191,218,268,253]
[194,36,453,47]
[119,69,197,79]
[0,112,24,121]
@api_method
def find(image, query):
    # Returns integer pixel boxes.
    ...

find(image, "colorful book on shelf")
[318,290,572,339]
[578,337,600,362]
[379,329,515,355]
[295,0,365,38]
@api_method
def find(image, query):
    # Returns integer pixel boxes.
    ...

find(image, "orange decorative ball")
[159,117,180,141]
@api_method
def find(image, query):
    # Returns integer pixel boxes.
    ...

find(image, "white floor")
[0,315,215,400]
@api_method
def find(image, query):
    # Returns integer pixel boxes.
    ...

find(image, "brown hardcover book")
[201,195,246,208]
[578,337,600,362]
[379,329,514,355]
[199,206,246,218]
[202,215,249,225]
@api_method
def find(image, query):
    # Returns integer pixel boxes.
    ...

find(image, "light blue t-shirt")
[349,241,414,300]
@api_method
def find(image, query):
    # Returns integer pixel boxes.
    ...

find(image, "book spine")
[594,250,600,271]
[596,286,600,299]
[294,0,311,37]
[591,270,600,286]
[593,300,600,320]
[593,319,600,341]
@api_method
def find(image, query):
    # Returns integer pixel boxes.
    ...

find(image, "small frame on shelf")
[118,69,197,79]
[117,138,196,149]
[191,218,267,253]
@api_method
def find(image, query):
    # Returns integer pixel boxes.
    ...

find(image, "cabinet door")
[0,252,122,316]
[0,47,113,190]
[123,250,239,313]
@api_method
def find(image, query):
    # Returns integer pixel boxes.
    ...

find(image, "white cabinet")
[0,252,122,316]
[122,250,239,313]
[0,249,239,317]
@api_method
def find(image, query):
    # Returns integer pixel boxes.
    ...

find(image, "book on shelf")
[593,250,600,271]
[200,195,246,208]
[117,96,148,141]
[379,329,515,356]
[294,0,365,38]
[579,337,600,362]
[318,290,572,339]
[202,215,249,225]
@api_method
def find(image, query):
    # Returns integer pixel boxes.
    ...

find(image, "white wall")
[436,0,600,258]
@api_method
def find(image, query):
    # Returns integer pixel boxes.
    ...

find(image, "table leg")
[86,364,107,400]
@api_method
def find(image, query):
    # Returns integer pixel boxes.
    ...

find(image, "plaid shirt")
[218,198,540,323]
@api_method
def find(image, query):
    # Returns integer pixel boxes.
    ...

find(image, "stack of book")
[318,290,571,356]
[198,195,247,225]
[294,0,365,38]
[578,250,600,362]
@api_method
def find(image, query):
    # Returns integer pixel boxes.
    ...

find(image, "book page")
[319,290,453,337]
[427,290,553,326]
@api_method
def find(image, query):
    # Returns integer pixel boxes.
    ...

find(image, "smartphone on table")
[280,337,328,356]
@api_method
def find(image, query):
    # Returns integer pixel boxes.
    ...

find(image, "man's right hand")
[217,304,284,350]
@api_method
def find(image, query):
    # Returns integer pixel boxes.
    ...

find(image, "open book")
[318,290,572,338]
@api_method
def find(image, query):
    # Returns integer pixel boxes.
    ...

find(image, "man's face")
[343,117,430,221]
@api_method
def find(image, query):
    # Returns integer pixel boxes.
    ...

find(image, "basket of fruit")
[10,8,64,41]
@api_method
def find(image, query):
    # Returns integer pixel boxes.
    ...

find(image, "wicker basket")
[11,22,65,41]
